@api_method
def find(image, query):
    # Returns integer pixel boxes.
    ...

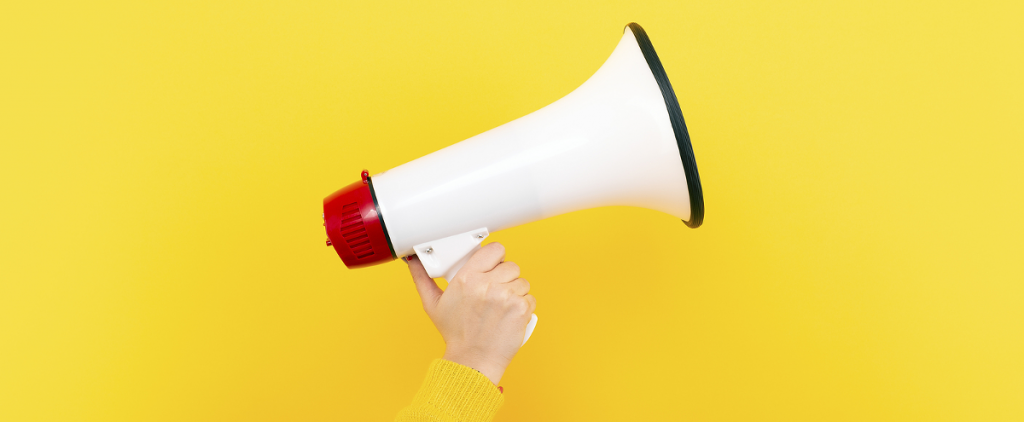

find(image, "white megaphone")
[323,23,704,346]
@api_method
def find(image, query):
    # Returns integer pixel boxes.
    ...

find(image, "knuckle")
[514,299,531,314]
[487,242,505,254]
[506,262,521,276]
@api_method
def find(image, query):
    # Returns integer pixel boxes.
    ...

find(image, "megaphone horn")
[324,22,704,345]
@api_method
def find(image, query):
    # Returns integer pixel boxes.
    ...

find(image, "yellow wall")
[2,1,1022,420]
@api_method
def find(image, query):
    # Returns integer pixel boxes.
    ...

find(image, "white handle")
[523,313,538,345]
[413,229,538,346]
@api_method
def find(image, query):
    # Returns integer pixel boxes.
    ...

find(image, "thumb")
[406,256,443,312]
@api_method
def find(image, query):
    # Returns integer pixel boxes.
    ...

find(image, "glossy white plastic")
[372,26,690,346]
[372,27,689,255]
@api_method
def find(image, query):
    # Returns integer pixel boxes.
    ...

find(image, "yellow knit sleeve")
[395,359,505,422]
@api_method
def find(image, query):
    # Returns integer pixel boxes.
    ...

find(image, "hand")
[406,243,536,385]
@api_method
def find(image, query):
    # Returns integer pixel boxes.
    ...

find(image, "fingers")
[505,277,530,296]
[406,256,443,312]
[523,294,537,314]
[464,242,506,273]
[489,261,521,283]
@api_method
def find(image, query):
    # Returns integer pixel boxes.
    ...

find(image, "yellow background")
[2,1,1022,420]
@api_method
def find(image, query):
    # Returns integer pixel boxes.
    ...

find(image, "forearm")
[395,359,504,422]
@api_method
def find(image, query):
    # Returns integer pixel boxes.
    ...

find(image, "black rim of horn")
[626,22,704,228]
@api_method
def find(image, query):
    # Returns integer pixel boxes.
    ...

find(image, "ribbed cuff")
[406,358,504,422]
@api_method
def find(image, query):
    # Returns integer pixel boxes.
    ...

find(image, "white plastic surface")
[522,314,537,346]
[413,228,538,346]
[371,28,690,256]
[413,228,490,279]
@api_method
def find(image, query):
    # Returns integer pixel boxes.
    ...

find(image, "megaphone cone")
[323,23,704,342]
[325,22,703,269]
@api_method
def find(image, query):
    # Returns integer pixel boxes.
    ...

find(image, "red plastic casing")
[323,175,395,268]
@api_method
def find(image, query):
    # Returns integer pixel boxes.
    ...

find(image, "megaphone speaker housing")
[325,22,703,269]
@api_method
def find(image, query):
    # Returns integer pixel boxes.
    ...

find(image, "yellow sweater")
[395,359,505,422]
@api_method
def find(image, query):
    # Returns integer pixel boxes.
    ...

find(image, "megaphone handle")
[443,246,538,347]
[523,313,538,346]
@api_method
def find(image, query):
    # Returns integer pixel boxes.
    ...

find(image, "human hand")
[406,243,536,385]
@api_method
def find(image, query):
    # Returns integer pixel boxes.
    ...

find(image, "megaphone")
[323,23,704,345]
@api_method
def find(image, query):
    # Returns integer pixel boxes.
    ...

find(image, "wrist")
[442,348,508,385]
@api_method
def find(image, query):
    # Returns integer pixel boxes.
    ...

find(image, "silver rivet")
[476,233,485,239]
[425,247,433,254]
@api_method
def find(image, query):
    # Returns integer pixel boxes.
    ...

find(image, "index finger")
[463,242,506,273]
